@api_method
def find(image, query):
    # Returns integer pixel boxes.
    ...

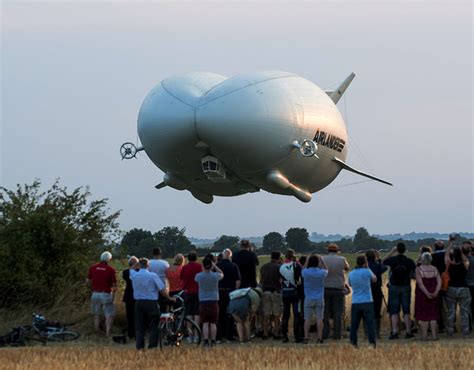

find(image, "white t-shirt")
[149,258,170,285]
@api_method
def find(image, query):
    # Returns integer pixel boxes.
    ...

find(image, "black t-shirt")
[216,259,241,290]
[232,249,259,288]
[384,255,416,286]
[432,250,446,274]
[448,263,468,287]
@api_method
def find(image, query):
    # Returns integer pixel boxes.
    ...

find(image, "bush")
[0,180,120,307]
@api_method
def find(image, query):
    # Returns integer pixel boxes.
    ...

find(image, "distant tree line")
[119,226,470,258]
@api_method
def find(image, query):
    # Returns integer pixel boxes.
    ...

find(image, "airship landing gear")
[120,142,144,160]
[292,140,319,158]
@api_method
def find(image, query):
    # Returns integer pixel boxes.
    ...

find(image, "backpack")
[280,262,297,299]
[229,287,251,300]
[391,256,409,285]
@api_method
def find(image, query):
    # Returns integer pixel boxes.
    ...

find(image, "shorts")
[304,298,324,320]
[184,293,200,316]
[228,296,251,320]
[262,291,282,317]
[199,302,219,324]
[91,292,115,317]
[388,285,411,315]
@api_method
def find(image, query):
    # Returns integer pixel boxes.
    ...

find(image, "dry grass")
[0,341,473,369]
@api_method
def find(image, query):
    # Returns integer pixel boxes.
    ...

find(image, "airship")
[120,71,391,204]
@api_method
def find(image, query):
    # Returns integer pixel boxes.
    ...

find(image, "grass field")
[1,341,473,369]
[2,251,473,369]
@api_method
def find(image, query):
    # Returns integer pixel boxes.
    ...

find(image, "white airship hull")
[133,71,389,203]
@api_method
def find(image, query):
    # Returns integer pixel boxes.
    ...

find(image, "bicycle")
[27,313,80,342]
[159,292,202,348]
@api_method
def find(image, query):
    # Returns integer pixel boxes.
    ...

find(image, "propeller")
[120,142,143,160]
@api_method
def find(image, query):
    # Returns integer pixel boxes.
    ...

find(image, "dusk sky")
[2,1,472,239]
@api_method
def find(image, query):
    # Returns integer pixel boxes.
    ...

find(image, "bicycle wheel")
[47,330,80,341]
[181,318,201,346]
[158,322,164,350]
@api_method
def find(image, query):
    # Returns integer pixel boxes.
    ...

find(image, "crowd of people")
[86,237,474,349]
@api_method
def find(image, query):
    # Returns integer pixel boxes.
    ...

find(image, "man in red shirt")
[87,251,117,336]
[180,250,202,343]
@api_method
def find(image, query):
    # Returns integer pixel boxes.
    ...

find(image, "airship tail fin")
[327,73,356,104]
[333,157,393,186]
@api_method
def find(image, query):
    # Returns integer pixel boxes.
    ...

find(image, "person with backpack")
[279,249,302,343]
[383,242,416,339]
[228,287,261,343]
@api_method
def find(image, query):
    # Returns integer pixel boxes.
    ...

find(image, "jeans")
[350,303,376,346]
[135,300,160,349]
[217,289,235,340]
[445,286,471,335]
[323,288,345,339]
[282,296,301,340]
[469,286,474,332]
[388,285,411,315]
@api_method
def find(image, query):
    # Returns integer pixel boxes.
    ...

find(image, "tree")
[0,180,120,307]
[154,226,192,258]
[261,232,285,254]
[120,228,153,256]
[354,227,370,248]
[285,228,310,252]
[212,235,240,252]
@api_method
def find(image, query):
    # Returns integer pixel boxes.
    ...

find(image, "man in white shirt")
[148,247,170,312]
[130,258,174,349]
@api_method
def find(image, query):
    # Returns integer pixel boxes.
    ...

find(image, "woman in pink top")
[166,254,185,296]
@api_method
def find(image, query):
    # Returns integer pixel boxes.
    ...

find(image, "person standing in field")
[444,244,471,337]
[216,248,241,342]
[180,251,202,343]
[322,243,350,340]
[296,255,307,340]
[129,258,175,350]
[149,247,170,312]
[383,242,416,339]
[165,254,185,309]
[232,240,259,288]
[87,251,117,337]
[122,256,139,339]
[464,241,474,332]
[414,252,441,340]
[195,257,224,347]
[302,254,328,344]
[431,240,447,332]
[260,251,283,339]
[365,250,387,338]
[280,249,302,343]
[348,255,377,347]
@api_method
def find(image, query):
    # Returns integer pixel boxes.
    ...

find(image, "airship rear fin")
[327,73,356,104]
[333,157,393,186]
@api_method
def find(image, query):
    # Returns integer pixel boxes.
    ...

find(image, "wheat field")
[1,341,473,369]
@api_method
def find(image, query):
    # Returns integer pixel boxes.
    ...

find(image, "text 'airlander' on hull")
[120,71,392,203]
